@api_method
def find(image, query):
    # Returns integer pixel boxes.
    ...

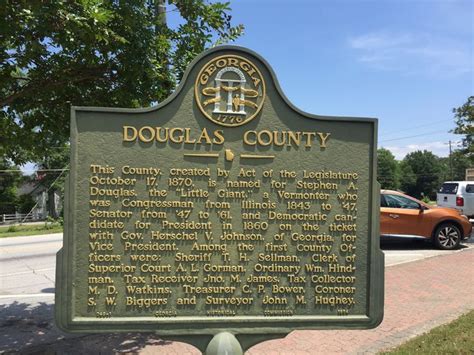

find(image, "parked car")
[437,181,474,218]
[381,190,472,250]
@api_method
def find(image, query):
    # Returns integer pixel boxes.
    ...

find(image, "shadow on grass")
[0,301,190,354]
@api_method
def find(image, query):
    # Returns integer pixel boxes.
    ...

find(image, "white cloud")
[350,33,413,50]
[382,141,450,160]
[348,31,472,77]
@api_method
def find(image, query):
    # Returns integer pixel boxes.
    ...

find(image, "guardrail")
[0,213,43,224]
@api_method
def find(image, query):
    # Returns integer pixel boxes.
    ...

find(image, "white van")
[437,181,474,218]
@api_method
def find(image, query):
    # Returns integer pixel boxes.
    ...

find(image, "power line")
[165,8,179,14]
[379,119,452,138]
[0,168,69,173]
[379,130,448,143]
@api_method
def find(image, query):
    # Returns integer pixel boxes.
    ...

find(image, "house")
[18,177,62,220]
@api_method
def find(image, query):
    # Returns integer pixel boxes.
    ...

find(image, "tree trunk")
[48,189,58,219]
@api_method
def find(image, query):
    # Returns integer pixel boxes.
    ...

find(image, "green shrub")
[421,195,431,204]
[44,216,63,229]
[17,194,36,214]
[7,225,17,232]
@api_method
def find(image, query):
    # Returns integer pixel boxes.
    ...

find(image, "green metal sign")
[56,46,383,352]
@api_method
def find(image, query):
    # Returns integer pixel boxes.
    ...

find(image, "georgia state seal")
[195,55,265,127]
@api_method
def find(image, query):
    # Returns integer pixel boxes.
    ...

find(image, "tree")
[0,1,243,165]
[34,145,70,219]
[377,148,400,190]
[16,193,35,215]
[439,151,471,181]
[399,160,417,195]
[451,96,473,163]
[0,158,21,215]
[401,150,443,200]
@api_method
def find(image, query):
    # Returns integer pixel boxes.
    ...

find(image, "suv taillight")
[456,196,464,206]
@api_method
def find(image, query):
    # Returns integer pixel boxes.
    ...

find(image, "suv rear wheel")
[433,223,461,250]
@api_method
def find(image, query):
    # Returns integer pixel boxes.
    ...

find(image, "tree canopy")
[439,151,471,181]
[1,0,243,165]
[400,150,443,200]
[452,96,473,163]
[377,148,399,190]
[0,158,21,215]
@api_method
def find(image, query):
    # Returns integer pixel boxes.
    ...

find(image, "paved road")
[1,233,473,301]
[0,233,473,353]
[1,233,473,354]
[381,235,474,266]
[0,233,61,300]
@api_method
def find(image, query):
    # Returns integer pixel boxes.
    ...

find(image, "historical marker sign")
[56,46,383,339]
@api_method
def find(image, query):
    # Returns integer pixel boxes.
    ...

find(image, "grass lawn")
[0,223,63,238]
[381,310,474,354]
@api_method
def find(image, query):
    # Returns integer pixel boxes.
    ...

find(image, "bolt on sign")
[56,46,384,351]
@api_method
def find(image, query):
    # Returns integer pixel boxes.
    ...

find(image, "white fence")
[0,213,43,224]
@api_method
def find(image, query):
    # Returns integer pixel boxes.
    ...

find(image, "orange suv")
[381,190,472,250]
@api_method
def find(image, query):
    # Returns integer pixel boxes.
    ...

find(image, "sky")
[19,0,473,174]
[181,0,472,160]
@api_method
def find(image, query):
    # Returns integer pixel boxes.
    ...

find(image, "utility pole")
[448,140,453,180]
[156,0,166,26]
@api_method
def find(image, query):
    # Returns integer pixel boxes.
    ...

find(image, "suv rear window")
[466,184,474,193]
[439,183,458,194]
